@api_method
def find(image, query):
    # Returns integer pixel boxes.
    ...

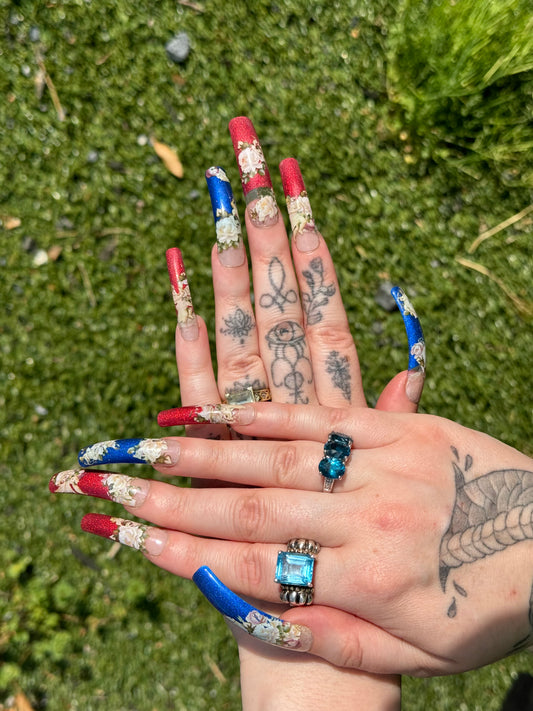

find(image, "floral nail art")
[391,286,426,371]
[157,403,252,427]
[193,566,312,651]
[228,117,278,227]
[166,248,197,329]
[279,158,316,236]
[205,166,243,254]
[78,438,171,466]
[49,469,147,506]
[81,513,167,555]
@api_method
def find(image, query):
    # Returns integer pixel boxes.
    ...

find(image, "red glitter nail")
[81,513,119,539]
[279,157,305,198]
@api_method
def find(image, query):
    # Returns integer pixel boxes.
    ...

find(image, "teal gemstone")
[324,440,351,459]
[275,552,314,587]
[319,457,346,479]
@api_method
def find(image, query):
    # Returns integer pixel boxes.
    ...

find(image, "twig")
[77,261,97,307]
[456,257,533,318]
[468,204,533,253]
[204,652,226,683]
[36,56,66,121]
[177,0,205,11]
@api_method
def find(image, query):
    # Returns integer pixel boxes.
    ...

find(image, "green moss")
[1,0,532,708]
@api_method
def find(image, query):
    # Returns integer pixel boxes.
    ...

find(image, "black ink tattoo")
[325,351,351,402]
[439,451,533,591]
[266,320,313,403]
[301,257,336,325]
[220,308,255,344]
[259,257,298,312]
[229,377,268,393]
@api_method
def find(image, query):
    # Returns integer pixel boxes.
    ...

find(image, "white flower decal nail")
[237,139,266,183]
[112,517,148,551]
[128,439,170,464]
[79,440,119,465]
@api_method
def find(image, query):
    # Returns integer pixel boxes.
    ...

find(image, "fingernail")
[157,403,255,427]
[391,286,426,403]
[81,513,167,556]
[166,248,199,340]
[406,366,425,404]
[193,565,312,651]
[78,438,172,467]
[228,116,279,228]
[205,166,245,267]
[279,158,320,253]
[49,469,150,507]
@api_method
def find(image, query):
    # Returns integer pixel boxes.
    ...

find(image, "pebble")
[86,149,99,163]
[165,32,190,63]
[374,281,397,312]
[32,249,49,267]
[29,26,41,42]
[34,404,49,416]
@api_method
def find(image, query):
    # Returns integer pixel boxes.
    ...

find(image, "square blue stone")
[275,552,314,587]
[319,456,346,479]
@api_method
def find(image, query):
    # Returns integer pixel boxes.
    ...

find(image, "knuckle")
[234,542,266,590]
[336,634,364,669]
[232,490,269,540]
[221,353,264,381]
[309,324,354,353]
[271,444,299,488]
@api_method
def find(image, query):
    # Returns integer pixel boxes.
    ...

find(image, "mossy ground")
[1,1,532,708]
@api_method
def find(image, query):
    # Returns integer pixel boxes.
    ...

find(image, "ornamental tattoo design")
[325,350,352,402]
[259,257,298,313]
[439,449,533,624]
[266,320,313,404]
[219,308,255,345]
[301,258,336,326]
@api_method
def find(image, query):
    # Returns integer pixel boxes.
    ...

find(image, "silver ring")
[275,538,320,606]
[224,386,272,404]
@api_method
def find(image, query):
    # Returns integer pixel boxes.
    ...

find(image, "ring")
[224,386,272,404]
[318,431,353,492]
[275,538,320,606]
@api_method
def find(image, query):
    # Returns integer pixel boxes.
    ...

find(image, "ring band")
[319,431,353,492]
[275,538,320,606]
[224,386,272,404]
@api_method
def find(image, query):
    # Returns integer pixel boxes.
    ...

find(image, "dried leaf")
[150,137,184,178]
[7,692,35,711]
[4,216,21,230]
[47,245,63,261]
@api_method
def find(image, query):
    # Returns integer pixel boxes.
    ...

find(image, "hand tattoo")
[259,257,298,312]
[266,320,313,403]
[220,308,255,344]
[325,350,351,402]
[439,449,533,622]
[301,257,336,325]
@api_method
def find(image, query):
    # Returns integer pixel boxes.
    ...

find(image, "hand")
[50,117,423,707]
[156,401,533,676]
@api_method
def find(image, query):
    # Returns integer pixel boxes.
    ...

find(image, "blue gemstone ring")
[275,538,321,606]
[318,431,353,492]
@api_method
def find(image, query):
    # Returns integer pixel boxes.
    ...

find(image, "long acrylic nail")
[391,286,426,404]
[205,166,245,267]
[49,469,150,507]
[81,513,167,556]
[193,566,312,651]
[228,117,279,228]
[157,403,255,427]
[166,248,199,340]
[78,438,172,467]
[279,158,320,253]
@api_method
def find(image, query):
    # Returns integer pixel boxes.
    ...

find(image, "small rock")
[137,134,149,146]
[29,26,41,42]
[374,281,397,312]
[87,149,99,163]
[34,404,49,416]
[21,64,31,77]
[32,249,49,267]
[165,32,190,64]
[22,236,37,253]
